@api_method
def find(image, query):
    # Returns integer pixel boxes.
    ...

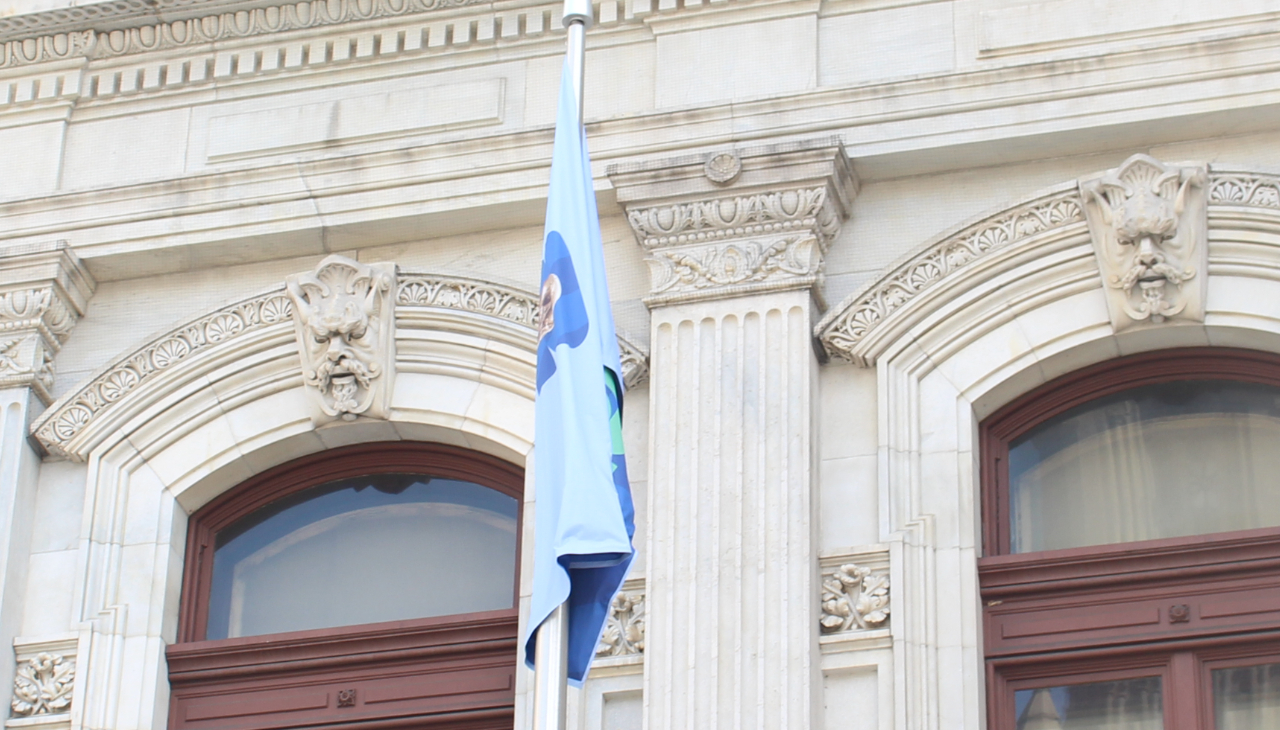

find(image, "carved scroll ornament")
[11,653,74,717]
[596,591,646,657]
[820,563,890,633]
[286,255,397,423]
[1080,155,1208,331]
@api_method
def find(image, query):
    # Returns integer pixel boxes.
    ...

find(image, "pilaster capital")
[608,138,857,308]
[0,241,96,404]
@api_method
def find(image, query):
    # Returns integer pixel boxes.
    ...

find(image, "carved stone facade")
[0,242,95,405]
[611,140,857,308]
[1080,154,1209,332]
[11,653,73,717]
[596,590,645,658]
[286,255,398,423]
[820,563,890,634]
[5,2,1280,730]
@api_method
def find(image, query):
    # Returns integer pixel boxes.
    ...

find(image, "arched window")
[980,349,1280,730]
[167,442,523,730]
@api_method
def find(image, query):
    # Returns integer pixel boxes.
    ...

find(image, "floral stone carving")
[12,653,74,716]
[286,255,397,422]
[820,563,890,633]
[596,591,645,657]
[1080,154,1208,331]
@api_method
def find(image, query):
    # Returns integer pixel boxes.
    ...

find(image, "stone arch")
[815,164,1280,729]
[30,269,646,730]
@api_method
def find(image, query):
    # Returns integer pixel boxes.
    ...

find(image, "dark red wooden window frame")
[168,441,524,730]
[978,347,1280,730]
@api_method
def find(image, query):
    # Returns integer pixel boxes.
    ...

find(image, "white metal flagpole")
[530,3,592,730]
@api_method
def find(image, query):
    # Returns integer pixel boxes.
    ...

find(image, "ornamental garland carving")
[596,591,645,657]
[11,653,74,717]
[817,192,1083,364]
[626,187,841,249]
[820,563,890,633]
[0,0,486,69]
[647,235,823,296]
[32,270,649,459]
[286,256,397,423]
[1080,155,1208,331]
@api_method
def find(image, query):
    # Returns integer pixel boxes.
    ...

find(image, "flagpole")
[531,4,591,728]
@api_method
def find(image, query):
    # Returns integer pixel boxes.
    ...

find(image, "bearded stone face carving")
[1080,155,1208,331]
[286,255,396,422]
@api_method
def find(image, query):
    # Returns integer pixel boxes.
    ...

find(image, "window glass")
[1213,662,1280,730]
[206,473,518,640]
[1014,677,1162,730]
[1008,380,1280,553]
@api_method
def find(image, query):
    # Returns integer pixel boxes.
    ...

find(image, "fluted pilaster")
[610,140,856,730]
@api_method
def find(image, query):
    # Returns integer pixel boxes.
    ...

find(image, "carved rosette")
[0,242,95,405]
[11,652,74,717]
[610,141,857,307]
[820,563,890,633]
[1080,155,1208,332]
[596,590,646,658]
[286,256,397,423]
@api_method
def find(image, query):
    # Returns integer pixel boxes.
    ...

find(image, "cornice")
[31,269,649,459]
[0,0,486,68]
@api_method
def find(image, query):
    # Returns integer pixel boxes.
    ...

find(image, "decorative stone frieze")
[0,241,95,405]
[32,269,648,459]
[0,0,487,69]
[817,189,1085,365]
[1080,154,1208,331]
[596,589,645,658]
[610,139,857,307]
[286,255,397,423]
[1210,172,1280,208]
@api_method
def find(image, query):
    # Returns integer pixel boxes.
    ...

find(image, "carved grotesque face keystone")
[286,256,396,422]
[1080,155,1208,331]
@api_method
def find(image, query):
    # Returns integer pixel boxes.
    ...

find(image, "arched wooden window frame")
[168,442,524,730]
[979,348,1280,730]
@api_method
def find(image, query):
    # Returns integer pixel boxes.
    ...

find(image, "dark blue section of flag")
[536,230,589,392]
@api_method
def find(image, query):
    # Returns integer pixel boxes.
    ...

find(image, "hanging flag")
[523,58,636,685]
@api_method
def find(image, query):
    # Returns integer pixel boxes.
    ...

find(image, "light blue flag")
[523,58,636,685]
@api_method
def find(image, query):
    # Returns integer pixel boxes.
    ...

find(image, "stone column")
[609,141,856,730]
[0,242,94,715]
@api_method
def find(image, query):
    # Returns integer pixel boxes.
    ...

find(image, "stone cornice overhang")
[3,1,1280,280]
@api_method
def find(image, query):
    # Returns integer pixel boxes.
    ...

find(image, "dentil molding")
[608,138,857,308]
[0,241,95,405]
[31,265,648,460]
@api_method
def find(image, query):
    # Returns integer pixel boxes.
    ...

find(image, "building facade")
[2,0,1280,728]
